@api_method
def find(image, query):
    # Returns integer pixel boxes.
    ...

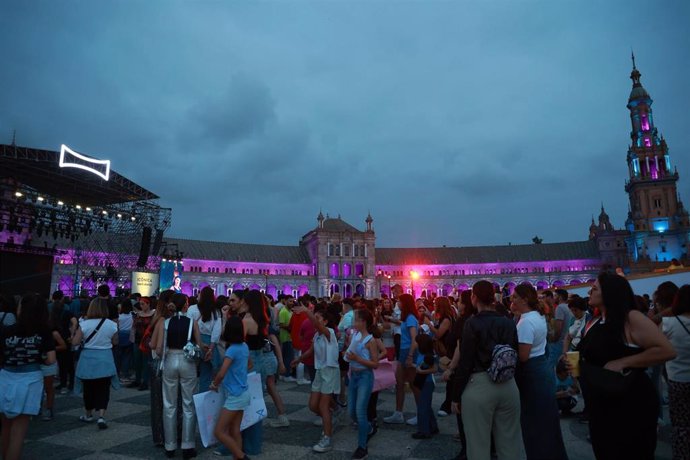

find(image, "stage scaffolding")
[0,143,172,294]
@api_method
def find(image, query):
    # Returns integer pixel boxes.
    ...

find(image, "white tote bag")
[194,372,267,448]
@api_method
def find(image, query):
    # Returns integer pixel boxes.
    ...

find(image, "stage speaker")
[151,229,164,256]
[136,226,152,267]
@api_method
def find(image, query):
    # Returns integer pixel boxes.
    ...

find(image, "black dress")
[578,318,658,460]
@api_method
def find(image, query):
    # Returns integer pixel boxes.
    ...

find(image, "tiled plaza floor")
[18,379,672,459]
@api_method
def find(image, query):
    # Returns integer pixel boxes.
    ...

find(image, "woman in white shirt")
[186,287,221,393]
[661,284,690,460]
[511,284,567,460]
[72,298,119,430]
[292,305,341,454]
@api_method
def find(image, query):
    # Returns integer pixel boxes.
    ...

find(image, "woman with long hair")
[154,293,202,459]
[73,298,119,430]
[579,273,675,459]
[0,293,56,460]
[444,289,478,457]
[52,298,77,395]
[242,290,289,428]
[384,293,419,425]
[662,284,690,459]
[211,316,251,460]
[41,303,69,420]
[344,308,380,460]
[147,291,174,447]
[187,286,221,393]
[511,284,567,459]
[424,296,455,417]
[380,297,396,361]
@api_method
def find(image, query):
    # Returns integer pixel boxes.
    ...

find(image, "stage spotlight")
[14,191,23,197]
[102,210,108,215]
[37,196,44,202]
[76,205,82,210]
[86,207,92,211]
[58,200,64,206]
[117,213,122,219]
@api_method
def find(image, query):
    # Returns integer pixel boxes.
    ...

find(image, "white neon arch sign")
[59,144,111,181]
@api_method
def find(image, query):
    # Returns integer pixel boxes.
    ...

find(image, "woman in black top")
[443,289,477,459]
[451,280,522,460]
[154,293,202,459]
[0,293,56,460]
[579,273,675,460]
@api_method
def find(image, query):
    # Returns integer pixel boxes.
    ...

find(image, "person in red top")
[299,316,317,383]
[289,295,312,384]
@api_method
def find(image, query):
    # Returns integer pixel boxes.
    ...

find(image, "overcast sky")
[2,1,689,248]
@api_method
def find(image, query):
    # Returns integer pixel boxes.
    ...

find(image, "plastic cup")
[566,351,580,377]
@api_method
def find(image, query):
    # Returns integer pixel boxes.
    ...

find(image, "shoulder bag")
[82,318,106,348]
[676,315,690,336]
[182,317,202,362]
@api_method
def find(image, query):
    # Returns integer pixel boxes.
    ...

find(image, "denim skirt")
[0,367,44,418]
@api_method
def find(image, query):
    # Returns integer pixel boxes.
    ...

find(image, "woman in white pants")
[154,293,202,459]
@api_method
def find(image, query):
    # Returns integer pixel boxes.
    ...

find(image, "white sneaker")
[269,414,290,428]
[437,409,449,417]
[297,378,312,385]
[282,376,297,383]
[313,435,333,453]
[313,417,323,427]
[406,416,417,426]
[383,411,405,424]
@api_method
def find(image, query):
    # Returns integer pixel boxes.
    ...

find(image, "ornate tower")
[624,54,690,263]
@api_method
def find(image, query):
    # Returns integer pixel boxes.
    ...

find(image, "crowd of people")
[0,272,689,460]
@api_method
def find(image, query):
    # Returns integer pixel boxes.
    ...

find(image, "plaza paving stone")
[16,379,672,459]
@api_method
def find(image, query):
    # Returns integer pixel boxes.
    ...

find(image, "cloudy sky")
[2,1,689,248]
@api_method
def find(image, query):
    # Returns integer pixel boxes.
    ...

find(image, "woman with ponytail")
[344,308,380,460]
[511,284,567,459]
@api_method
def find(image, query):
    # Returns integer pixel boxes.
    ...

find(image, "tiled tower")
[624,54,690,263]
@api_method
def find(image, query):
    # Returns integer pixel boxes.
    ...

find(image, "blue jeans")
[348,369,374,449]
[281,341,294,377]
[546,342,562,372]
[417,375,438,435]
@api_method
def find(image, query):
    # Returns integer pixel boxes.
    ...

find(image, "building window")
[344,244,350,256]
[653,198,662,209]
[661,245,667,253]
[335,245,341,256]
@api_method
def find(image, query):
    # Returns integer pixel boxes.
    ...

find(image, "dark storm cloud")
[187,74,277,148]
[1,1,689,247]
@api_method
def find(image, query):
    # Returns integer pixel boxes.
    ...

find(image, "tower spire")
[631,49,636,70]
[630,52,642,87]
